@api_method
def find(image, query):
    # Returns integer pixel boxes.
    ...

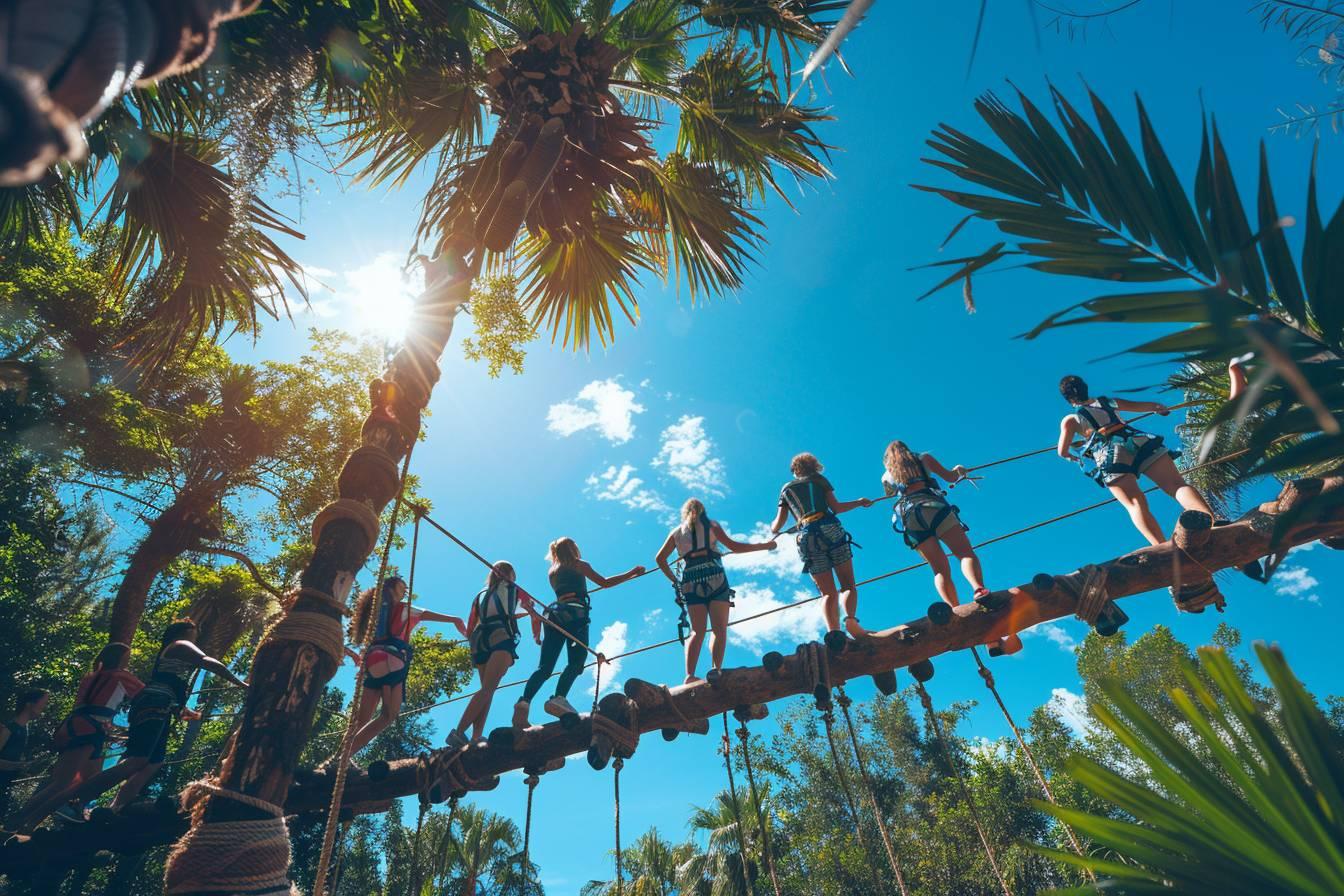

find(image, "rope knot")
[164,780,293,895]
[979,667,994,687]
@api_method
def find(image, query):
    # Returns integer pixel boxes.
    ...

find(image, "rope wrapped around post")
[164,780,294,896]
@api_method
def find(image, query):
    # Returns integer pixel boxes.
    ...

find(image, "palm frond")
[674,45,833,201]
[626,154,764,298]
[1033,644,1344,894]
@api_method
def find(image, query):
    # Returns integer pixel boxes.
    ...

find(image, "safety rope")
[312,446,415,896]
[523,772,539,862]
[613,757,625,896]
[969,647,1096,883]
[736,720,783,896]
[917,682,1012,896]
[720,713,756,896]
[407,800,428,896]
[414,509,601,657]
[408,508,421,608]
[399,443,1255,719]
[819,705,886,895]
[835,686,912,896]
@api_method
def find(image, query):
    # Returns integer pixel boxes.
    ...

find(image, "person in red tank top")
[340,576,467,764]
[13,643,142,827]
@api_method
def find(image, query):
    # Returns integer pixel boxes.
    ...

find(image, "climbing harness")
[468,581,522,666]
[735,717,783,896]
[1073,397,1178,487]
[672,580,689,645]
[917,682,1012,896]
[969,648,1096,884]
[312,446,416,896]
[720,713,756,896]
[885,455,968,549]
[834,686,911,896]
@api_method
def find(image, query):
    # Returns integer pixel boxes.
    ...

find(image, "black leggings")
[521,607,589,703]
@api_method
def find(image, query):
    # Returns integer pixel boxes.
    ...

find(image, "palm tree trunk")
[106,483,220,644]
[161,247,474,892]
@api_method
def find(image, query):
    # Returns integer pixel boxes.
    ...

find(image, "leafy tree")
[581,828,691,896]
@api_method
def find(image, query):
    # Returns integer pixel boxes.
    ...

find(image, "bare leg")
[915,538,959,606]
[1109,476,1165,545]
[940,527,986,593]
[14,747,92,825]
[110,761,163,810]
[684,604,709,684]
[811,570,841,632]
[348,685,402,756]
[455,651,512,739]
[1145,454,1215,517]
[21,757,148,830]
[708,600,731,671]
[833,559,866,637]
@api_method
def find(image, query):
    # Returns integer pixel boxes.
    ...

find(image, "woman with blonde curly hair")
[655,498,778,684]
[767,452,872,647]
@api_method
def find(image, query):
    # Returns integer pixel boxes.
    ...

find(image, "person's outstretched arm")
[171,641,248,688]
[516,589,543,643]
[767,505,790,536]
[1110,397,1170,415]
[655,533,679,585]
[712,524,776,554]
[825,489,873,515]
[920,452,972,485]
[577,559,646,589]
[419,609,469,637]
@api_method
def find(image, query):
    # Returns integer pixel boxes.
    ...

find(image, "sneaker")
[544,696,577,718]
[512,700,531,729]
[53,804,88,825]
[445,729,469,750]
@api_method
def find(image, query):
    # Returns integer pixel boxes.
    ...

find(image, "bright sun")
[341,252,422,343]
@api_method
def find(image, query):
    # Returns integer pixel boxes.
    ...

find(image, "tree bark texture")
[6,475,1341,879]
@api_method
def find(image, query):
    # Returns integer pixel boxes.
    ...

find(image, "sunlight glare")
[342,252,423,342]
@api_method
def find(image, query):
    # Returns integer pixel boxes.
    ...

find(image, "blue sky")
[200,1,1344,891]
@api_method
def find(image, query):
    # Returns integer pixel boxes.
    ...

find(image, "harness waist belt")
[77,705,116,718]
[1098,422,1129,436]
[799,511,827,524]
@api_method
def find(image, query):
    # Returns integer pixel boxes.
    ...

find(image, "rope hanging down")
[835,686,911,896]
[400,440,1254,720]
[313,446,415,896]
[523,773,539,864]
[735,720,783,896]
[612,757,625,896]
[819,703,886,896]
[968,648,1096,883]
[720,713,756,896]
[917,682,1012,896]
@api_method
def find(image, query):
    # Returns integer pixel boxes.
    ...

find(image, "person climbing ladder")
[12,645,142,827]
[881,441,1021,656]
[344,576,468,761]
[17,620,245,829]
[655,499,777,685]
[446,562,539,749]
[513,538,644,729]
[767,453,872,648]
[1056,375,1214,546]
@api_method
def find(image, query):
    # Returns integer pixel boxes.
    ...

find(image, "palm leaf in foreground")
[915,86,1344,492]
[1035,644,1344,895]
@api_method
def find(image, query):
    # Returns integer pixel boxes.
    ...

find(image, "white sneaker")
[544,696,577,718]
[512,700,531,728]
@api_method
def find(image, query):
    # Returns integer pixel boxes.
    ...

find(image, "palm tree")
[914,86,1344,510]
[678,790,761,896]
[438,803,524,896]
[1034,643,1344,894]
[166,1,859,890]
[581,828,691,896]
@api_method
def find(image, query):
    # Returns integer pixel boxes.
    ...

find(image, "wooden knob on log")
[366,759,391,782]
[1032,573,1055,593]
[1274,477,1324,514]
[1173,510,1214,555]
[486,727,515,751]
[761,651,785,677]
[909,659,935,683]
[871,669,899,696]
[732,704,769,723]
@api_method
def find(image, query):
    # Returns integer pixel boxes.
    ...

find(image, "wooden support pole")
[6,476,1343,876]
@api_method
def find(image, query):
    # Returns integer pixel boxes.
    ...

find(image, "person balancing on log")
[1056,375,1215,546]
[767,452,872,650]
[655,498,778,685]
[880,441,1021,656]
[17,620,246,829]
[512,538,644,730]
[343,576,468,763]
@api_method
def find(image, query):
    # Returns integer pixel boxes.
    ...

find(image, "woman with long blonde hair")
[767,452,872,648]
[446,562,538,749]
[512,539,644,729]
[881,440,1020,656]
[655,498,778,684]
[344,576,467,760]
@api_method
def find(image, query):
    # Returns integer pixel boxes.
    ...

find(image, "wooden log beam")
[6,477,1342,876]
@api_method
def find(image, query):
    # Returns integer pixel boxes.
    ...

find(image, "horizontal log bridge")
[5,476,1342,876]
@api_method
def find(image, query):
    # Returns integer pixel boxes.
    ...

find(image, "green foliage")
[461,275,538,377]
[917,85,1344,500]
[1037,644,1344,895]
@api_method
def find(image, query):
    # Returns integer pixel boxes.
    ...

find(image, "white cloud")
[1049,687,1091,737]
[589,620,629,695]
[721,522,801,582]
[585,465,671,517]
[652,415,728,496]
[547,379,645,444]
[643,607,664,631]
[728,584,823,652]
[1274,565,1321,604]
[1022,622,1079,653]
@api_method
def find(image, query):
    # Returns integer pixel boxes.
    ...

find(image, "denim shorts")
[796,517,853,575]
